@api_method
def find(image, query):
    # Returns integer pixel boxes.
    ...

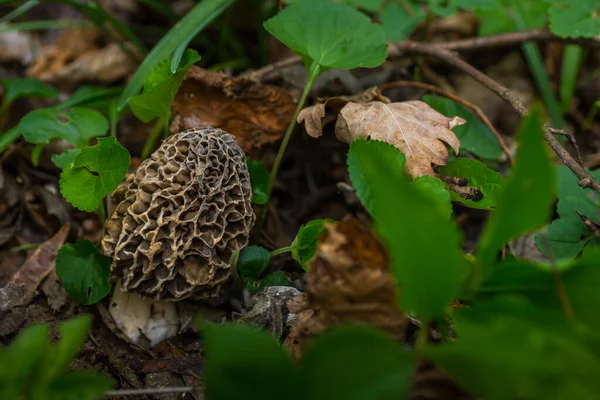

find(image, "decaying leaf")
[284,216,407,358]
[170,66,295,156]
[299,88,464,178]
[27,27,137,87]
[0,224,69,335]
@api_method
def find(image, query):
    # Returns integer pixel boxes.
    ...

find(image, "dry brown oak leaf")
[300,98,464,178]
[170,66,295,157]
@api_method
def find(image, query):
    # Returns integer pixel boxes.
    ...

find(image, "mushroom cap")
[102,127,255,301]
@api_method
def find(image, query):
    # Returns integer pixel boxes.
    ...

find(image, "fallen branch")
[378,80,514,165]
[392,40,600,193]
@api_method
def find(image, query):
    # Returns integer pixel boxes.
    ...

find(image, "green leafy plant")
[246,157,269,204]
[55,240,112,305]
[0,316,112,400]
[0,77,58,115]
[263,1,387,197]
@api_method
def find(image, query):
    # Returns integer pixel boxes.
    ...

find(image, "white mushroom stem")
[109,280,179,347]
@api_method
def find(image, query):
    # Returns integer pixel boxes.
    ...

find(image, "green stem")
[109,101,118,137]
[30,143,44,166]
[267,66,319,198]
[270,245,294,257]
[0,127,21,154]
[142,117,166,159]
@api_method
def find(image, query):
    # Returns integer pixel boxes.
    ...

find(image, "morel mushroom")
[102,127,255,345]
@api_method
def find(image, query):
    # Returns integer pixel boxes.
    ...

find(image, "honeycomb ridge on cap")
[102,127,255,301]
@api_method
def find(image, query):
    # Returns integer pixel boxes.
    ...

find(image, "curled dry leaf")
[27,27,137,87]
[284,216,407,358]
[0,224,69,335]
[170,66,295,157]
[299,88,464,178]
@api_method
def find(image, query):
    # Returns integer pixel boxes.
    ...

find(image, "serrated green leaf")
[51,148,83,169]
[380,1,424,41]
[301,325,415,400]
[348,139,465,320]
[59,136,130,212]
[237,246,271,280]
[439,158,505,210]
[246,157,269,205]
[426,296,600,400]
[410,175,452,216]
[477,104,555,267]
[423,95,503,160]
[55,240,111,305]
[546,0,600,38]
[20,107,108,147]
[291,218,332,270]
[128,49,200,123]
[203,323,300,400]
[0,78,58,113]
[263,2,387,74]
[536,218,590,260]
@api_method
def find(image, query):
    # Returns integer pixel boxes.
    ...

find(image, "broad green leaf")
[128,49,200,123]
[476,0,548,36]
[20,107,108,147]
[263,2,387,74]
[247,271,289,294]
[439,158,505,210]
[535,166,600,261]
[427,296,600,400]
[477,104,555,267]
[59,86,123,111]
[46,372,112,400]
[118,0,233,110]
[51,148,82,169]
[203,323,300,400]
[246,157,269,204]
[546,0,600,38]
[301,325,415,400]
[0,78,58,113]
[55,240,111,305]
[478,248,600,329]
[348,139,465,320]
[0,324,48,388]
[237,246,271,280]
[423,95,503,160]
[380,1,424,41]
[291,219,332,270]
[60,137,130,212]
[410,175,452,216]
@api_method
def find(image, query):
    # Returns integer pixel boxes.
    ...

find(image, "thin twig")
[105,386,196,397]
[378,80,514,165]
[392,41,600,194]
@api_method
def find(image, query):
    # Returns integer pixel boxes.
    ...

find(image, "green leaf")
[46,372,112,400]
[247,271,290,294]
[410,175,452,216]
[0,324,49,389]
[246,157,269,205]
[20,107,108,147]
[301,325,415,400]
[203,323,300,400]
[263,2,387,74]
[60,136,130,212]
[535,166,600,261]
[478,247,600,329]
[476,0,548,36]
[0,78,58,113]
[438,158,505,210]
[128,49,200,123]
[477,103,555,267]
[59,86,123,111]
[51,148,83,169]
[426,296,600,400]
[237,246,271,280]
[348,139,465,320]
[42,316,92,381]
[55,240,111,305]
[546,0,600,38]
[422,95,503,160]
[117,0,233,110]
[291,219,332,270]
[380,1,424,41]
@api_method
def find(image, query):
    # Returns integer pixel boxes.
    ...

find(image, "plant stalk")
[270,245,294,257]
[267,69,317,199]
